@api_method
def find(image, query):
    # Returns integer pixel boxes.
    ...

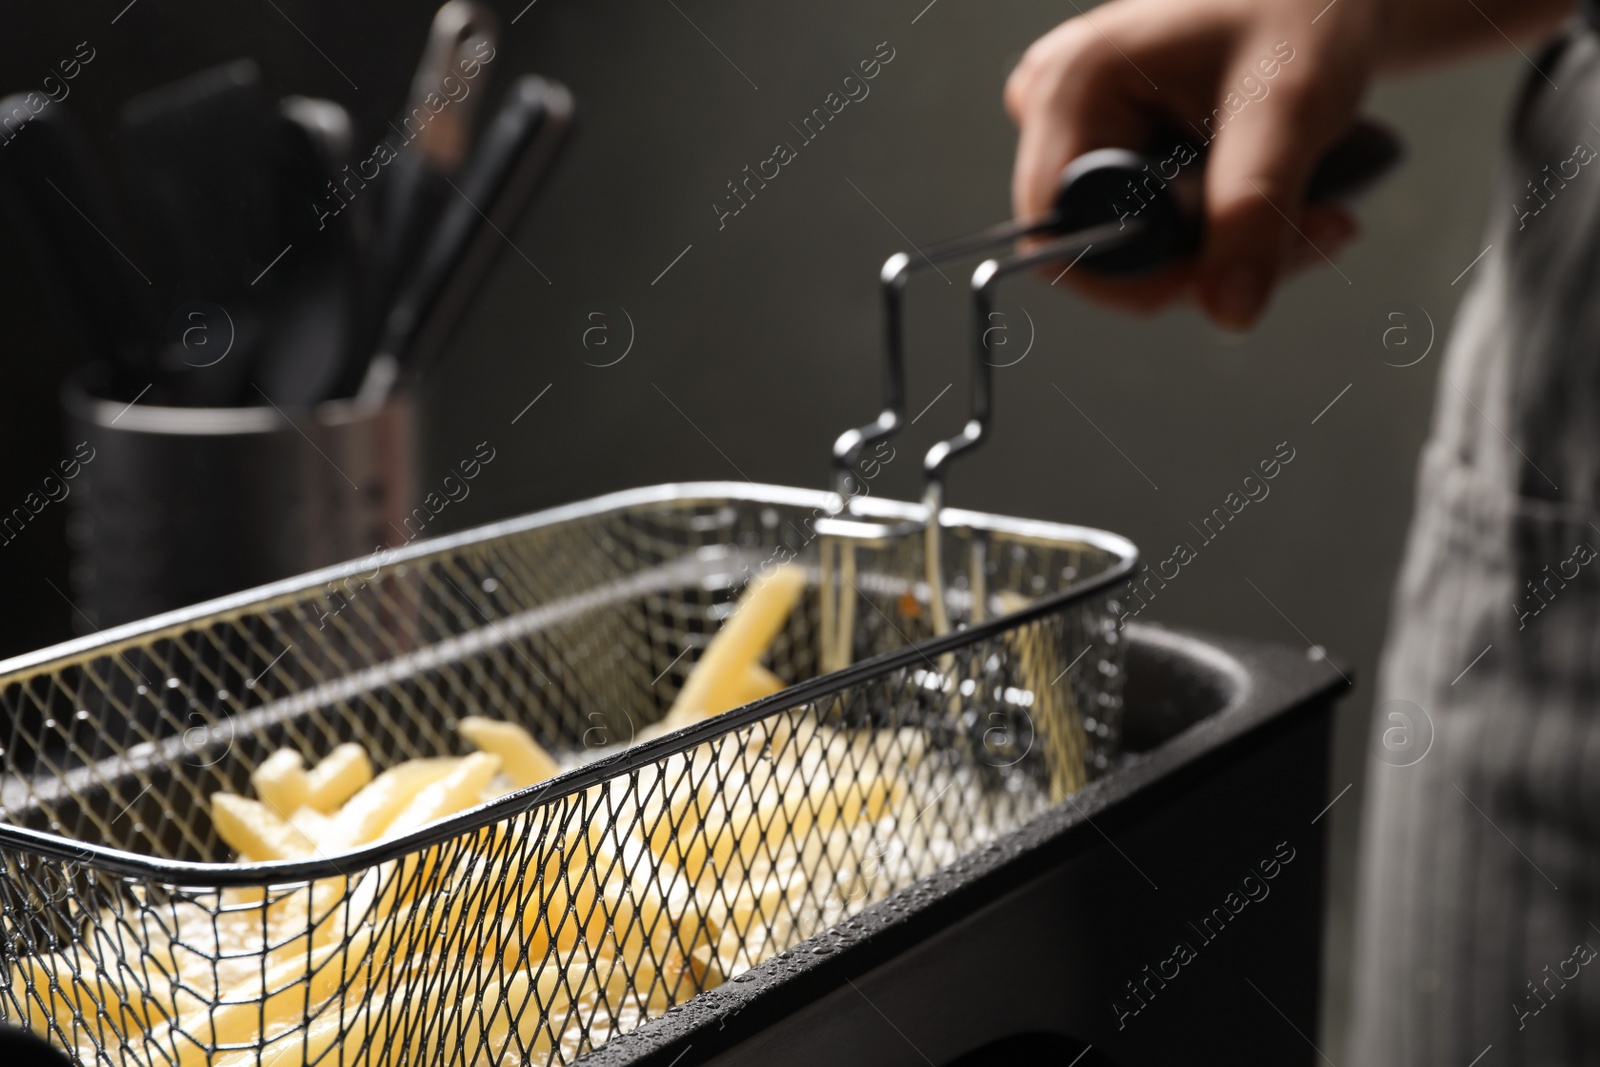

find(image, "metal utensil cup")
[61,368,418,629]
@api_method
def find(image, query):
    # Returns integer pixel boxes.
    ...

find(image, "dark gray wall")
[0,1,1528,1059]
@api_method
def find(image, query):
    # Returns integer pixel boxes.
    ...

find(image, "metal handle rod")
[919,218,1140,637]
[829,215,1065,498]
[921,218,1139,491]
[838,119,1403,500]
[830,219,1062,652]
[829,217,1066,666]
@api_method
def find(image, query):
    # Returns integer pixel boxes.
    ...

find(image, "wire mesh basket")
[0,221,1142,1066]
[0,480,1135,1066]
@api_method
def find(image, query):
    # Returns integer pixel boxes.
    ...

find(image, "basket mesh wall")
[0,490,1129,1066]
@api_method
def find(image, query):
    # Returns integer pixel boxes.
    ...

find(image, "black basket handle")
[921,119,1402,495]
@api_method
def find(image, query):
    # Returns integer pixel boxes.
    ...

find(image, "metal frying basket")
[0,230,1139,1067]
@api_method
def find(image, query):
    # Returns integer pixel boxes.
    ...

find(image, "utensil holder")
[61,368,417,629]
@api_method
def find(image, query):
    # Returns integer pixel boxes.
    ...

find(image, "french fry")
[239,982,390,1067]
[459,717,560,788]
[9,956,68,1040]
[209,778,373,965]
[322,757,461,852]
[995,589,1090,800]
[215,950,440,1067]
[161,925,377,1067]
[729,663,786,707]
[255,887,346,973]
[647,771,902,884]
[455,812,720,1013]
[11,954,154,1048]
[663,564,805,728]
[251,749,310,817]
[284,805,333,842]
[156,898,266,985]
[383,753,500,839]
[339,753,503,925]
[234,965,569,1067]
[304,743,374,813]
[210,794,314,862]
[11,928,226,1062]
[468,969,565,1065]
[513,821,621,958]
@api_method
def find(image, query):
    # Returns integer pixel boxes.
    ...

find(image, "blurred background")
[0,0,1526,1057]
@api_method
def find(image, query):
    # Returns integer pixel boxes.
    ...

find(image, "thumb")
[1196,58,1346,329]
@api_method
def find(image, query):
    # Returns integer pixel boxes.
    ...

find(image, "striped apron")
[1350,18,1600,1064]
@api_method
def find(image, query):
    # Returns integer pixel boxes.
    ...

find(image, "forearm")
[1377,0,1575,75]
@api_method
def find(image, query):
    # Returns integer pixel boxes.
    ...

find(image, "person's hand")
[1005,0,1382,329]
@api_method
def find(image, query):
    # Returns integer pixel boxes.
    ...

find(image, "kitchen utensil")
[834,119,1402,495]
[119,59,278,405]
[61,365,417,631]
[254,96,362,409]
[354,0,499,385]
[903,117,1403,294]
[360,74,572,400]
[0,97,157,398]
[118,59,277,293]
[556,624,1345,1067]
[938,120,1403,489]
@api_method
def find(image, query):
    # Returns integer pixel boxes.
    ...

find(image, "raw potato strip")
[233,966,569,1067]
[334,753,505,937]
[728,663,786,708]
[662,564,805,729]
[11,953,166,1050]
[321,757,461,852]
[383,752,500,839]
[278,755,500,962]
[514,821,617,958]
[647,769,902,884]
[211,794,314,861]
[227,978,405,1067]
[251,750,310,817]
[467,969,566,1065]
[284,806,333,843]
[10,956,69,1040]
[509,824,719,1007]
[345,831,529,969]
[207,885,531,1066]
[995,590,1090,800]
[459,717,560,788]
[141,899,276,1008]
[304,743,373,813]
[664,718,926,847]
[158,925,377,1067]
[23,932,216,1061]
[248,757,479,974]
[358,806,720,1015]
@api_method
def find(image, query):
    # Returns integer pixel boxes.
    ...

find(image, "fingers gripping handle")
[1057,118,1404,277]
[848,121,1402,507]
[910,120,1400,635]
[921,119,1404,492]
